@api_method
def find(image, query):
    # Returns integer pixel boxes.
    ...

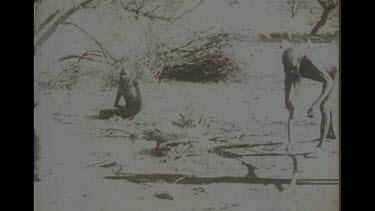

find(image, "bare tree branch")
[146,5,162,14]
[136,0,146,11]
[181,25,213,37]
[59,55,104,64]
[295,1,302,12]
[34,0,97,54]
[62,21,116,64]
[317,0,327,9]
[170,0,204,20]
[120,1,142,20]
[117,48,135,64]
[74,50,103,65]
[328,0,338,6]
[286,0,305,18]
[120,0,205,21]
[35,10,61,36]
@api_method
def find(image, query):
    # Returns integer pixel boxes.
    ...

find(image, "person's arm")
[284,73,294,119]
[114,89,121,108]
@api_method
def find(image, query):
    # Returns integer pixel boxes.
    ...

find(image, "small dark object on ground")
[99,161,118,168]
[154,192,173,200]
[97,105,139,120]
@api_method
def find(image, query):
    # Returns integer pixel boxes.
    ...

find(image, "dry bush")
[158,32,242,83]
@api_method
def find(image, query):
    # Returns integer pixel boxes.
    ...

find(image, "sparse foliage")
[172,103,198,128]
[286,0,306,18]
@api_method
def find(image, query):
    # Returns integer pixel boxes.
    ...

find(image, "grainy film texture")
[34,0,339,210]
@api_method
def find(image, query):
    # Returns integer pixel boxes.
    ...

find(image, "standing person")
[282,47,338,147]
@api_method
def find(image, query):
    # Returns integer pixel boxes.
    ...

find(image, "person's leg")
[318,72,338,147]
[326,111,336,139]
[327,109,339,140]
[328,78,339,140]
[318,99,331,147]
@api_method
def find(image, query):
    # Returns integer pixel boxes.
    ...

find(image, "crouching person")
[113,68,142,119]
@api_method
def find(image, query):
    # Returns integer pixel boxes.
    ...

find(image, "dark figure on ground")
[98,68,141,119]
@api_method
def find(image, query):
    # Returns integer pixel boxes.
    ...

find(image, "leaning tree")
[309,0,338,36]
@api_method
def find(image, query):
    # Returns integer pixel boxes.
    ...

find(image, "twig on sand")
[93,127,135,135]
[83,160,108,169]
[173,176,187,184]
[168,142,194,160]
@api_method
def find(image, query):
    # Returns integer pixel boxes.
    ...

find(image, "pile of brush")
[158,32,242,83]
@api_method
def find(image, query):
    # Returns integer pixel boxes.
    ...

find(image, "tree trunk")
[34,10,61,36]
[310,10,329,35]
[291,10,296,18]
[310,1,337,36]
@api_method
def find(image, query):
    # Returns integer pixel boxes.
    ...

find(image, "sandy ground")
[34,43,339,211]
